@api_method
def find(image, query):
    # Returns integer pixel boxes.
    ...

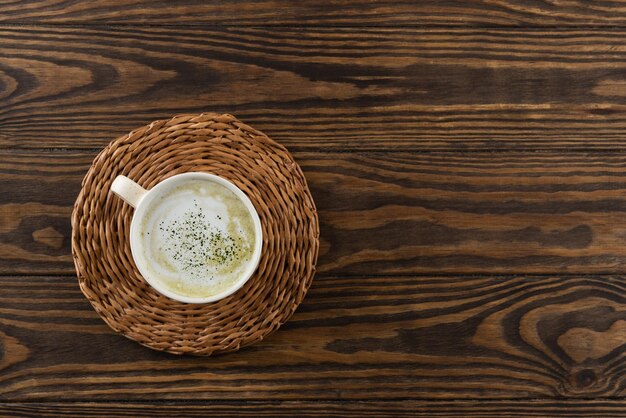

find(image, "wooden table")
[4,1,626,416]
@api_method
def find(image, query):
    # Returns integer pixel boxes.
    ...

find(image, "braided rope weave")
[71,113,319,355]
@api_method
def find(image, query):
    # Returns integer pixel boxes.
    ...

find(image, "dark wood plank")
[5,150,626,275]
[6,400,626,417]
[2,1,626,27]
[3,274,626,400]
[4,27,626,151]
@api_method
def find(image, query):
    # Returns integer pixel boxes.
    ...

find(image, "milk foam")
[137,180,256,298]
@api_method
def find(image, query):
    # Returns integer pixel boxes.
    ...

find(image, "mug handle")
[111,175,148,208]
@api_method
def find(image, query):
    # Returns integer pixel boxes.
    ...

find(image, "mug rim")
[129,172,263,304]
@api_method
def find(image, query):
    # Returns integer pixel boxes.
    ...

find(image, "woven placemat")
[71,113,319,355]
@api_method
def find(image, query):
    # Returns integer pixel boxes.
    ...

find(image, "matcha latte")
[136,179,258,298]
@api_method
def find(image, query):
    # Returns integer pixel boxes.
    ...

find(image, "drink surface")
[137,179,257,298]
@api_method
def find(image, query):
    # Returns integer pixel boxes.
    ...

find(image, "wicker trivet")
[71,113,319,355]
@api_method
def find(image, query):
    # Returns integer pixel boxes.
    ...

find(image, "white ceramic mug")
[111,172,263,304]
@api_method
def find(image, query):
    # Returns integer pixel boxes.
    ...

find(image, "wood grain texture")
[6,1,626,412]
[2,1,626,27]
[6,400,626,417]
[4,275,626,400]
[4,26,626,150]
[5,150,626,275]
